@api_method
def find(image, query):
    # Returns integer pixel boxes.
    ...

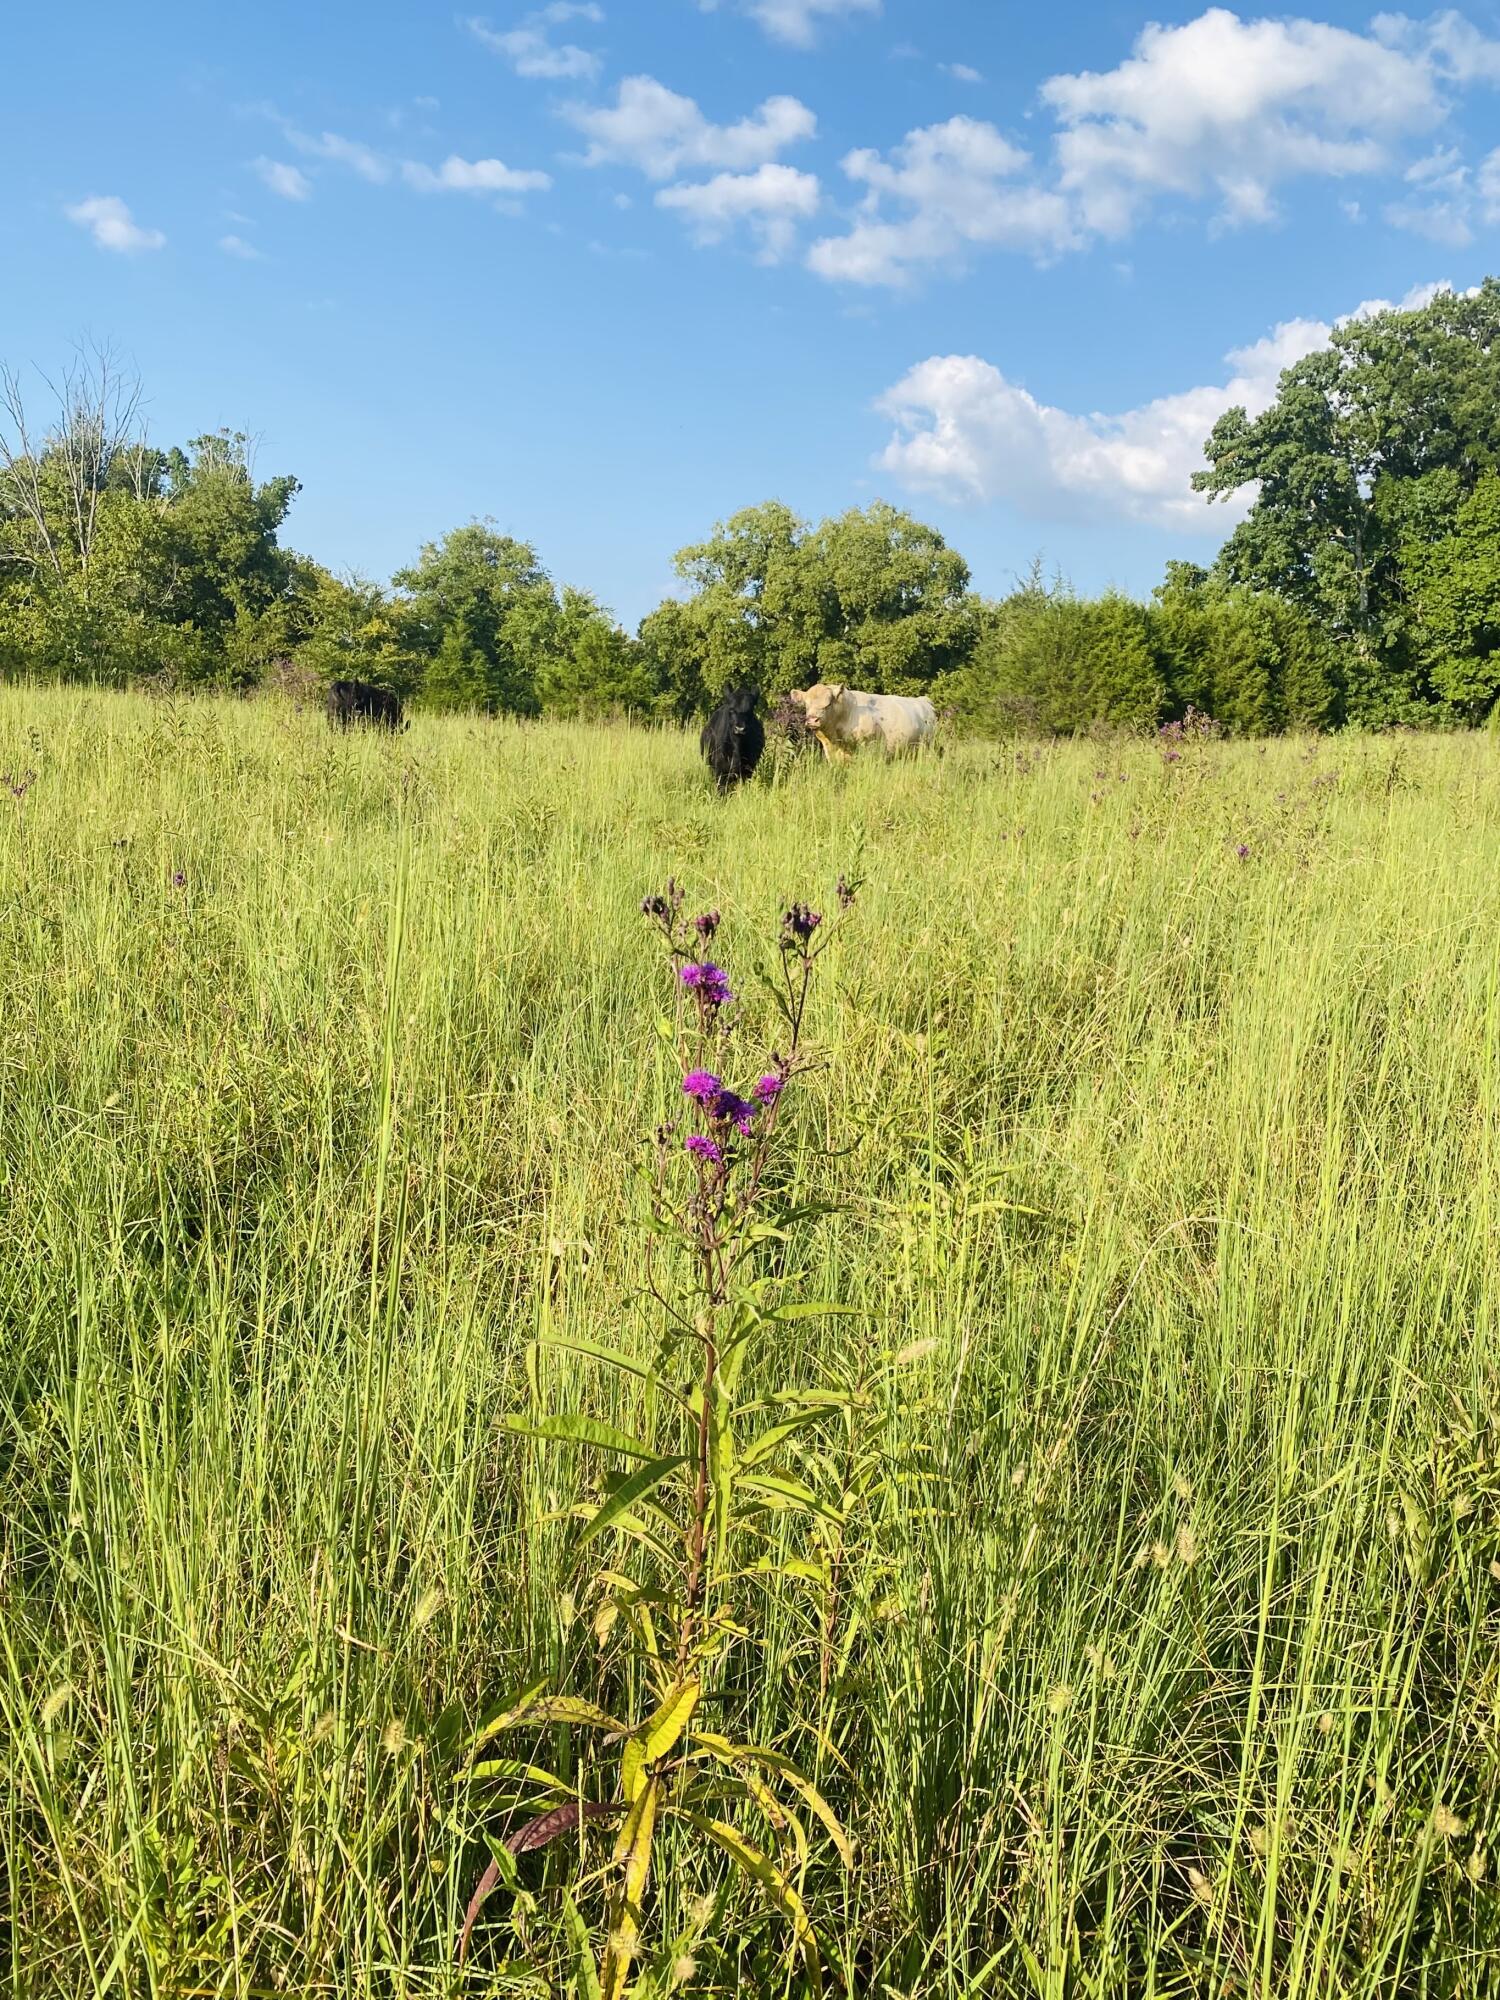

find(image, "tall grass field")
[2,686,1497,1997]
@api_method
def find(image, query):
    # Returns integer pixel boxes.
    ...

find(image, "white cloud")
[807,117,1076,285]
[943,63,984,84]
[657,163,820,259]
[401,154,552,195]
[562,75,816,178]
[465,6,604,81]
[1382,133,1500,242]
[1042,9,1446,235]
[65,195,165,253]
[875,285,1469,528]
[219,233,265,259]
[741,0,879,48]
[253,157,312,200]
[283,126,390,183]
[1374,8,1500,84]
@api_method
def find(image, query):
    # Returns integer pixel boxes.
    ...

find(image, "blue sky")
[4,0,1498,625]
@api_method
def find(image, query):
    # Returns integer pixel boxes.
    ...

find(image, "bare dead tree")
[0,342,146,585]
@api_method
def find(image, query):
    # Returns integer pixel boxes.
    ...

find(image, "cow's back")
[831,690,935,753]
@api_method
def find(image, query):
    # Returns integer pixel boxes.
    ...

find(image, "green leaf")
[739,1474,843,1526]
[506,1413,660,1461]
[690,1731,854,1869]
[471,1691,629,1747]
[643,1679,700,1762]
[562,1890,601,2000]
[673,1808,821,1962]
[466,1755,571,1788]
[739,1409,828,1469]
[469,1680,549,1750]
[540,1332,682,1397]
[578,1454,689,1549]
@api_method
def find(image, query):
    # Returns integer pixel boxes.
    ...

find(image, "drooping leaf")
[506,1413,660,1461]
[643,1679,700,1762]
[689,1731,852,1868]
[738,1474,843,1526]
[578,1453,689,1548]
[471,1691,629,1749]
[540,1332,684,1398]
[603,1775,661,2000]
[673,1808,821,1971]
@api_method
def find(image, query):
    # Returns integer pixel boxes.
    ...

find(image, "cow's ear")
[788,688,806,706]
[830,683,846,701]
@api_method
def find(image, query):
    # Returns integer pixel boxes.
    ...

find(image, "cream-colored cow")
[791,683,937,762]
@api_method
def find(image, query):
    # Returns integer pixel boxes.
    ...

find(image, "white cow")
[791,683,937,762]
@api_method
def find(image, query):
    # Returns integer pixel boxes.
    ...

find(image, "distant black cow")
[327,679,405,730]
[700,686,765,792]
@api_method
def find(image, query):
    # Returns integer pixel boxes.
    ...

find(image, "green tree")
[1402,473,1500,719]
[653,498,976,709]
[1195,279,1500,721]
[394,523,558,715]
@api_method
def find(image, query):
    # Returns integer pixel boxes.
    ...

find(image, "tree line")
[6,282,1500,734]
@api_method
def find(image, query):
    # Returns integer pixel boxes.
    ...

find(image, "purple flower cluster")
[681,962,734,1007]
[683,1068,762,1140]
[781,904,822,948]
[753,1073,784,1104]
[685,1134,722,1165]
[693,910,721,941]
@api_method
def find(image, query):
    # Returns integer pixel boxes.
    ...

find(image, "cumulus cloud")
[466,5,604,81]
[1042,8,1446,235]
[401,154,552,195]
[562,75,816,178]
[65,195,165,253]
[874,284,1465,528]
[807,117,1076,285]
[656,163,820,259]
[218,233,265,259]
[254,157,312,200]
[803,8,1500,286]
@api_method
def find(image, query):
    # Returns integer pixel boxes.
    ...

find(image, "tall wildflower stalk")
[460,876,861,1994]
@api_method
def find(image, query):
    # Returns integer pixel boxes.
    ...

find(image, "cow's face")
[795,683,846,735]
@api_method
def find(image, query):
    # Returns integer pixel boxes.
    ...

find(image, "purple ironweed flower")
[708,1088,756,1134]
[682,1069,721,1104]
[1235,842,1251,861]
[781,903,822,946]
[1163,750,1182,765]
[754,1073,785,1104]
[693,910,721,941]
[641,894,669,919]
[171,870,187,888]
[680,963,734,1007]
[685,1134,723,1165]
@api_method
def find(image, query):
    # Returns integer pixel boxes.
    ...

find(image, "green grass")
[1,687,1497,1997]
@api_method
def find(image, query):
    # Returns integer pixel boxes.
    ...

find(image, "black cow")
[327,679,405,730]
[700,686,765,792]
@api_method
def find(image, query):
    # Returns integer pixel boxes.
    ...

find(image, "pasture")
[1,687,1497,1996]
